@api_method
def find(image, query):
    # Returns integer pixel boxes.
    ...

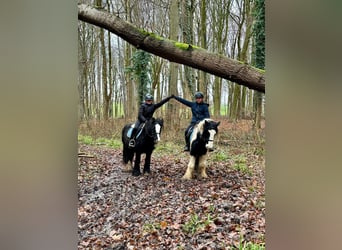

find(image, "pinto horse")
[122,117,164,176]
[182,118,220,180]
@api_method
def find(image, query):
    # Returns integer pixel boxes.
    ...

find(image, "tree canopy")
[78,4,265,93]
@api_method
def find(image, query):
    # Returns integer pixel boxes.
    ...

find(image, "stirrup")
[129,139,136,148]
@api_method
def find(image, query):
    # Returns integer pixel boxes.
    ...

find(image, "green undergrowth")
[211,149,230,161]
[78,134,121,149]
[142,209,265,249]
[154,141,182,156]
[237,234,265,250]
[182,212,215,235]
[232,154,252,176]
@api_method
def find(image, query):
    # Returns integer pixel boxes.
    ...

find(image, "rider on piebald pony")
[171,92,210,151]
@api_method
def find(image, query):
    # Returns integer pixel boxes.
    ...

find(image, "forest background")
[78,0,265,133]
[3,0,341,249]
[77,1,266,248]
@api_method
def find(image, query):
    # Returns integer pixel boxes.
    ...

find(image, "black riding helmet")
[145,93,153,101]
[194,92,204,99]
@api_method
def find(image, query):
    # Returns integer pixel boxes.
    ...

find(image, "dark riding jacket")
[138,96,171,123]
[174,96,210,125]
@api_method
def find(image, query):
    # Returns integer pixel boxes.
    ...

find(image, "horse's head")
[203,119,220,151]
[146,117,164,143]
[153,118,164,143]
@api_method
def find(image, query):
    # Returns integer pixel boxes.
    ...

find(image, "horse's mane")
[194,118,213,134]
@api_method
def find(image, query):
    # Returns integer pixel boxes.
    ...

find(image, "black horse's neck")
[144,118,155,138]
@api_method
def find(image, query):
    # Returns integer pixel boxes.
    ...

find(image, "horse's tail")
[122,124,132,144]
[121,124,133,164]
[122,125,127,143]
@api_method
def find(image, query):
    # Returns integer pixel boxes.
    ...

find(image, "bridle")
[146,119,162,140]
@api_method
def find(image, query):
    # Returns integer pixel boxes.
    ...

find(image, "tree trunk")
[168,0,179,130]
[180,0,195,95]
[253,0,265,128]
[198,0,207,94]
[78,4,265,93]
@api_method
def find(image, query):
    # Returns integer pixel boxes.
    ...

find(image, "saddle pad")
[126,123,144,138]
[188,126,195,142]
[127,127,133,138]
[190,130,194,142]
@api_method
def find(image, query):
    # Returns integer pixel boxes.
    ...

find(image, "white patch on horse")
[182,156,196,179]
[206,129,217,150]
[155,123,161,141]
[190,119,207,145]
[198,154,208,178]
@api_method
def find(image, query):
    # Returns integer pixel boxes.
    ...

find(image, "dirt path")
[78,144,265,249]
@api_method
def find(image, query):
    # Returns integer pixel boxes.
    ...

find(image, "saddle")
[185,125,195,143]
[127,122,145,139]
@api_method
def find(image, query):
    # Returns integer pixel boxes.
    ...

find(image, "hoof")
[181,175,192,180]
[200,174,208,179]
[123,163,132,172]
[143,170,151,175]
[132,171,141,176]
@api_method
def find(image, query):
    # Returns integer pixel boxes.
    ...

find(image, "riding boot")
[129,129,136,148]
[183,135,190,151]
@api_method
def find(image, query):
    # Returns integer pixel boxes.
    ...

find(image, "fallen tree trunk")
[78,4,265,93]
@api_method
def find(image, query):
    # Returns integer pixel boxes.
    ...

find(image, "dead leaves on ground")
[78,144,265,249]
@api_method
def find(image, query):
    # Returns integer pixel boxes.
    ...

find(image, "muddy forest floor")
[78,119,265,249]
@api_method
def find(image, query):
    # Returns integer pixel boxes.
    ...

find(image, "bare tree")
[78,3,265,93]
[168,0,180,130]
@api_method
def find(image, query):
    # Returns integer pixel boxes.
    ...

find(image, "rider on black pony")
[171,92,210,151]
[129,93,171,148]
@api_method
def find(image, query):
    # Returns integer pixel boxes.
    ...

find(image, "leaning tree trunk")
[78,4,265,93]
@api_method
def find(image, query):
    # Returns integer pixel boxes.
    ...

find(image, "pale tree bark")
[78,22,87,121]
[78,3,265,93]
[229,0,254,120]
[180,0,195,96]
[168,0,179,130]
[231,0,245,120]
[78,20,98,120]
[96,43,101,120]
[123,0,136,120]
[95,0,111,120]
[198,0,207,95]
[239,0,254,119]
[211,0,232,116]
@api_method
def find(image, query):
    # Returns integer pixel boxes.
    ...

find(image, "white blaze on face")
[206,129,217,149]
[155,124,161,141]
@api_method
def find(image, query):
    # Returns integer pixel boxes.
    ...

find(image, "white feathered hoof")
[122,162,132,172]
[182,172,193,180]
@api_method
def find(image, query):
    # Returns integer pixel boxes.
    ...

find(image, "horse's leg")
[123,145,133,172]
[132,152,141,176]
[143,151,152,174]
[182,156,196,180]
[198,154,208,178]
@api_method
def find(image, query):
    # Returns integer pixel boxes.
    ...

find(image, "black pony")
[182,118,220,179]
[121,117,164,176]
